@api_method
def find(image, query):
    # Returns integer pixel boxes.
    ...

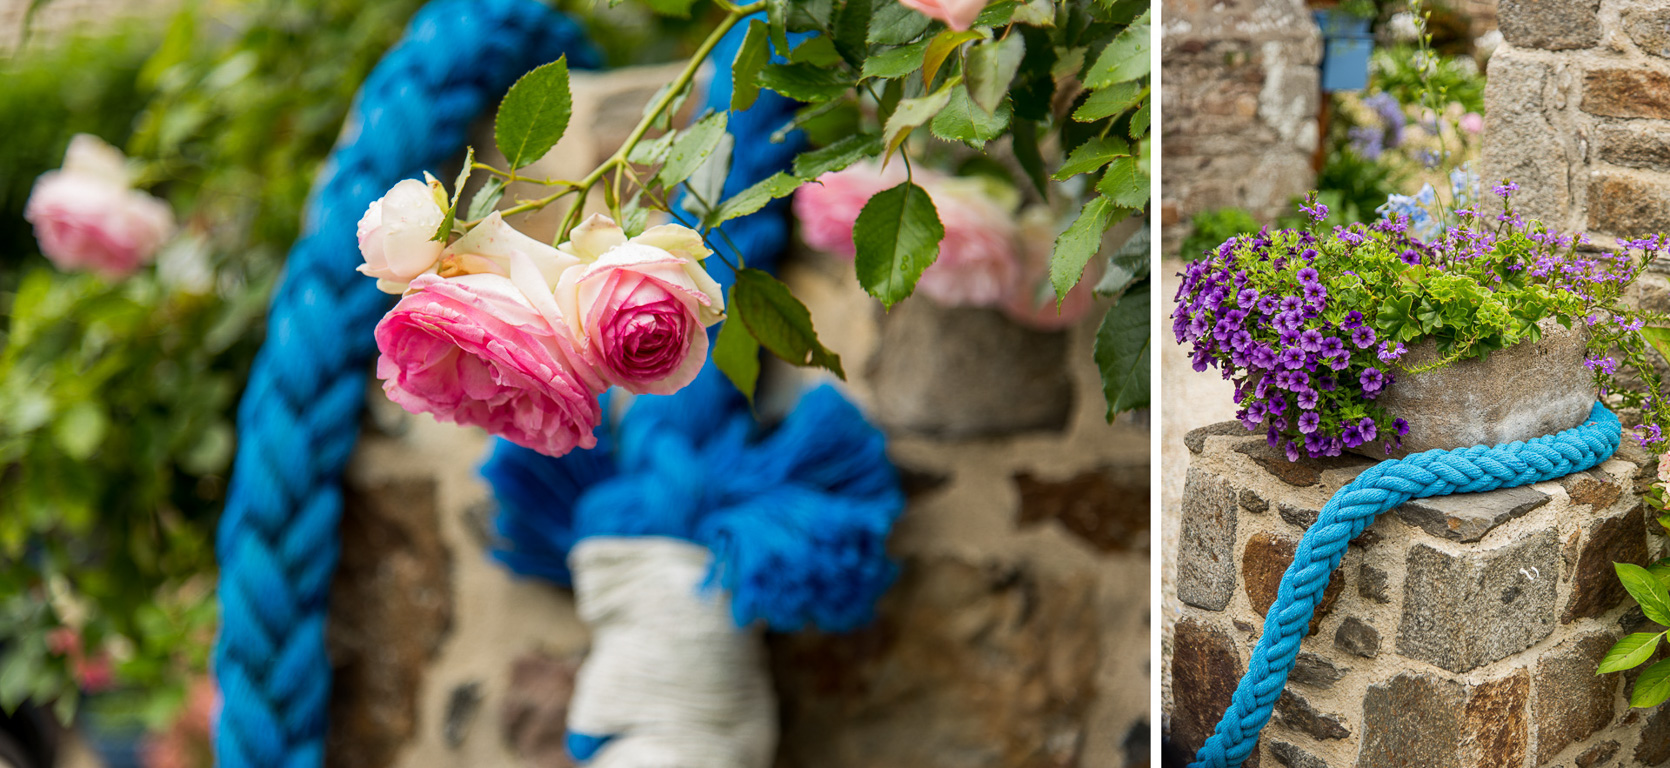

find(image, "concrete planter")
[1362,319,1594,458]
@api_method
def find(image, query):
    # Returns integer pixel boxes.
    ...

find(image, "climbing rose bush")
[25,134,176,278]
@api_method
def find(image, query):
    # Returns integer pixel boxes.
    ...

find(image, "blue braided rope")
[213,4,598,766]
[1189,402,1623,768]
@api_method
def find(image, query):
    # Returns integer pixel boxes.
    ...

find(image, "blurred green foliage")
[1370,43,1485,114]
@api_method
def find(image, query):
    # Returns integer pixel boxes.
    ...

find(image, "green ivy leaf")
[1051,196,1116,302]
[465,176,507,222]
[1634,658,1670,708]
[1097,154,1150,209]
[1074,81,1146,122]
[733,268,845,378]
[757,62,856,102]
[1620,562,1670,627]
[854,181,944,308]
[711,171,806,225]
[494,57,573,170]
[930,85,1011,148]
[1599,632,1663,674]
[793,133,883,178]
[966,33,1025,115]
[731,21,772,112]
[713,298,760,405]
[862,37,931,79]
[1053,136,1130,180]
[1084,12,1151,88]
[657,112,729,190]
[882,78,957,159]
[869,0,935,44]
[1095,283,1151,418]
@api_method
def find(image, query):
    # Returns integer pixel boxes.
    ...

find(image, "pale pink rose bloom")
[915,176,1021,307]
[25,134,175,278]
[900,0,989,30]
[357,178,449,293]
[1459,112,1484,134]
[1657,452,1670,484]
[375,273,601,457]
[792,161,908,257]
[1003,207,1100,330]
[554,215,723,395]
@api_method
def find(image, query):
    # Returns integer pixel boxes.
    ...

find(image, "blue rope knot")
[1189,402,1622,768]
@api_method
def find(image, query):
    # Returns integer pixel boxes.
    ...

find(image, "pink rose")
[1002,207,1100,330]
[375,273,601,457]
[555,216,724,395]
[1459,112,1484,135]
[357,178,448,293]
[24,134,175,278]
[914,176,1021,307]
[792,161,907,256]
[899,0,989,30]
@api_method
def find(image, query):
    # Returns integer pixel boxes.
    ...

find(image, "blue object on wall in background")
[1315,9,1373,92]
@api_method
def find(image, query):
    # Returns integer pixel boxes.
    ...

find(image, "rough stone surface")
[1362,320,1591,456]
[1242,532,1342,633]
[1589,170,1670,237]
[1464,671,1529,768]
[1168,617,1253,766]
[1179,468,1239,610]
[328,478,455,768]
[1235,441,1372,488]
[1014,466,1149,553]
[1358,564,1391,604]
[1397,531,1561,672]
[1594,121,1670,174]
[1393,485,1551,543]
[1288,652,1345,689]
[1535,631,1621,765]
[1577,740,1619,768]
[1267,741,1327,768]
[1499,0,1601,50]
[442,682,482,749]
[1274,690,1349,741]
[1333,617,1380,658]
[1564,504,1650,623]
[1185,421,1247,455]
[1584,69,1670,120]
[1239,488,1268,514]
[867,301,1073,438]
[1277,501,1320,529]
[1563,469,1624,510]
[500,653,581,768]
[1360,673,1466,768]
[771,556,1100,768]
[1638,704,1670,765]
[1627,6,1670,59]
[1482,49,1571,227]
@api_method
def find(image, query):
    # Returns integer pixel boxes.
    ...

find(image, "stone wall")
[320,68,1154,768]
[1164,421,1666,767]
[1159,0,1322,255]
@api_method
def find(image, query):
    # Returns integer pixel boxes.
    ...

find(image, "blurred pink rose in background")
[357,178,449,293]
[899,0,988,30]
[143,676,216,768]
[792,161,907,257]
[375,273,602,457]
[1002,208,1101,330]
[1459,112,1484,134]
[915,177,1021,307]
[24,134,175,278]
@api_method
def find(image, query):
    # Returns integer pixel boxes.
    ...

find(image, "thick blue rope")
[213,4,598,766]
[1189,402,1622,768]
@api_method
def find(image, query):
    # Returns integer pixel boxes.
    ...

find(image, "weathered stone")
[1179,468,1239,611]
[1482,49,1570,228]
[328,478,454,768]
[1268,740,1327,768]
[1360,673,1466,768]
[1464,671,1529,768]
[1278,501,1319,528]
[1564,504,1650,623]
[898,466,953,500]
[500,652,581,768]
[1289,652,1345,689]
[1576,740,1619,768]
[1274,690,1349,741]
[1186,421,1247,454]
[1235,441,1372,487]
[1397,531,1561,672]
[1535,631,1621,765]
[1498,0,1600,50]
[1240,488,1269,514]
[1563,469,1624,511]
[1594,122,1670,174]
[1333,617,1380,658]
[771,556,1100,768]
[1627,6,1670,59]
[1358,564,1391,604]
[443,682,482,749]
[1168,618,1252,765]
[1013,466,1149,553]
[1123,721,1150,768]
[1242,532,1342,633]
[1394,485,1550,542]
[1584,69,1670,120]
[1637,704,1670,765]
[1591,170,1670,239]
[867,301,1072,438]
[1363,320,1591,456]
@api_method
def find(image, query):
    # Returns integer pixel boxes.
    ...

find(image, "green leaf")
[793,133,884,178]
[1097,222,1150,300]
[1053,136,1130,180]
[1635,658,1670,708]
[434,146,473,242]
[495,57,573,170]
[930,85,1011,148]
[679,133,733,221]
[1010,0,1055,26]
[834,0,872,65]
[768,0,790,51]
[627,130,676,166]
[757,62,856,102]
[732,21,773,112]
[1641,326,1670,366]
[1074,81,1146,122]
[1620,562,1670,626]
[1095,283,1151,418]
[712,172,806,225]
[869,0,935,43]
[1097,155,1150,208]
[640,0,698,16]
[1599,632,1664,674]
[789,36,844,67]
[973,0,1018,26]
[657,112,729,190]
[883,79,958,158]
[733,268,845,377]
[965,34,1025,115]
[713,298,760,405]
[862,37,931,79]
[1085,13,1151,88]
[1012,118,1048,198]
[465,176,507,222]
[53,401,108,461]
[854,181,944,308]
[1051,196,1116,302]
[923,29,983,91]
[1130,96,1151,140]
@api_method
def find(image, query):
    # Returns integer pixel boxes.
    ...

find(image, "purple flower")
[1267,396,1288,415]
[1303,283,1328,303]
[1342,310,1364,329]
[1229,330,1254,352]
[1279,347,1307,370]
[1279,295,1303,314]
[1297,267,1320,285]
[1377,341,1407,362]
[1393,417,1410,437]
[1318,336,1345,358]
[1400,249,1421,265]
[1297,389,1319,410]
[1342,424,1364,448]
[1360,367,1387,393]
[1326,353,1351,372]
[1299,329,1324,353]
[1318,375,1337,391]
[1298,411,1321,434]
[1358,417,1377,443]
[1285,441,1300,462]
[1301,248,1318,261]
[1351,326,1378,349]
[1239,408,1261,430]
[1250,344,1277,369]
[1584,355,1618,375]
[1493,181,1519,198]
[1237,288,1259,308]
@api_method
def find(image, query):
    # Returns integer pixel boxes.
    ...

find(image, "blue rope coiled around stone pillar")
[213,4,598,766]
[1189,402,1623,768]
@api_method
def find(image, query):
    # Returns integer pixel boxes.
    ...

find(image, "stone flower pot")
[1359,319,1594,458]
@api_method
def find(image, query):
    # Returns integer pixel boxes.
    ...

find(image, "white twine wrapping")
[567,536,777,768]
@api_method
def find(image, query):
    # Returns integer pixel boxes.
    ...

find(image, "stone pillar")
[1165,421,1664,767]
[1159,0,1322,255]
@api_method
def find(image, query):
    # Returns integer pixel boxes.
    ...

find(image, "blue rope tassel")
[1189,402,1622,768]
[214,4,598,765]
